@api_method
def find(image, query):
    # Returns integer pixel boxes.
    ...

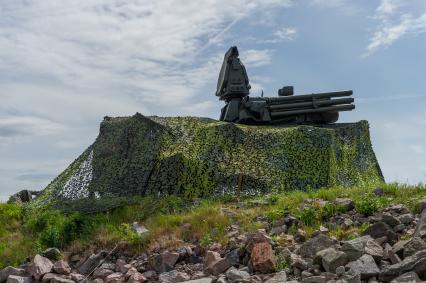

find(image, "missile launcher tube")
[270,104,355,118]
[268,97,354,111]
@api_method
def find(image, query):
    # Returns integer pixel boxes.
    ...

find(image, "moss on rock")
[31,113,384,213]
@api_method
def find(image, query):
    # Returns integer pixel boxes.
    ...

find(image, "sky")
[1,0,425,200]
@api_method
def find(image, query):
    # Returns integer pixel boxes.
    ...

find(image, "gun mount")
[216,46,355,124]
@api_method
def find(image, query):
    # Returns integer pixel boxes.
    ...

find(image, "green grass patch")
[0,183,425,269]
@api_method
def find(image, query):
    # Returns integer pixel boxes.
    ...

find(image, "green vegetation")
[30,116,384,214]
[355,197,381,216]
[1,183,425,269]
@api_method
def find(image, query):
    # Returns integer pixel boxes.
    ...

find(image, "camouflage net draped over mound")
[32,113,384,213]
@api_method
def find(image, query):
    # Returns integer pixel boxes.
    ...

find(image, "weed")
[298,207,317,226]
[355,198,380,216]
[275,253,288,271]
[200,234,213,248]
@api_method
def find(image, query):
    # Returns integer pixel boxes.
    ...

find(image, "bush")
[299,207,317,226]
[355,198,379,216]
[319,203,347,220]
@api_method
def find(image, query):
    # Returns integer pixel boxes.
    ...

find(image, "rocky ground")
[3,189,426,283]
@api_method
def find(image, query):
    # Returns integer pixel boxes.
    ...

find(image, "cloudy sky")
[1,0,425,200]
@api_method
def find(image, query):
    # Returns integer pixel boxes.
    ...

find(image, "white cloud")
[364,1,426,56]
[241,49,273,67]
[375,0,401,20]
[263,27,297,43]
[309,0,358,14]
[0,0,291,195]
[274,27,297,41]
[0,0,288,118]
[0,116,66,139]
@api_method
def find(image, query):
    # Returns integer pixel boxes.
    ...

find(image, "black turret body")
[215,46,355,125]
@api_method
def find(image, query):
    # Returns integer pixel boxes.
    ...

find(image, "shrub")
[299,207,317,226]
[355,198,379,216]
[200,234,213,247]
[275,253,288,271]
[319,203,347,220]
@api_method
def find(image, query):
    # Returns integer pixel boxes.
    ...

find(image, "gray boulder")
[151,252,180,273]
[382,213,401,228]
[78,252,106,275]
[158,270,190,283]
[0,267,26,283]
[301,276,326,283]
[5,276,31,283]
[392,240,408,258]
[398,214,414,225]
[316,248,348,273]
[296,234,337,258]
[70,273,85,282]
[43,273,74,283]
[364,239,384,262]
[342,235,376,261]
[385,243,402,264]
[26,255,53,280]
[270,225,287,236]
[347,254,380,280]
[224,249,240,267]
[414,210,426,239]
[93,268,114,279]
[225,267,250,283]
[393,223,405,233]
[390,271,421,283]
[403,237,426,258]
[104,272,123,283]
[52,261,71,275]
[264,271,287,283]
[363,222,398,244]
[290,253,310,270]
[204,251,231,275]
[182,279,213,283]
[417,197,426,213]
[379,250,426,282]
[41,248,61,261]
[335,198,355,211]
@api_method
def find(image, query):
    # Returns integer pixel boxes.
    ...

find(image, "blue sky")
[1,0,425,200]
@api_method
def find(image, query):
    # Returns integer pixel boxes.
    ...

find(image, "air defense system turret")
[216,46,355,124]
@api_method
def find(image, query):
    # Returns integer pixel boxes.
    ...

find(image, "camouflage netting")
[31,113,384,213]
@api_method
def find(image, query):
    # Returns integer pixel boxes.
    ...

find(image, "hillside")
[1,184,426,283]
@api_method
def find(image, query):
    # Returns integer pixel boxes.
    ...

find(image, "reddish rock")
[246,231,272,252]
[249,242,276,273]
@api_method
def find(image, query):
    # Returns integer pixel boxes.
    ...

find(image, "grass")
[0,182,425,269]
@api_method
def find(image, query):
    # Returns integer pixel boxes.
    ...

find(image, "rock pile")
[3,197,426,282]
